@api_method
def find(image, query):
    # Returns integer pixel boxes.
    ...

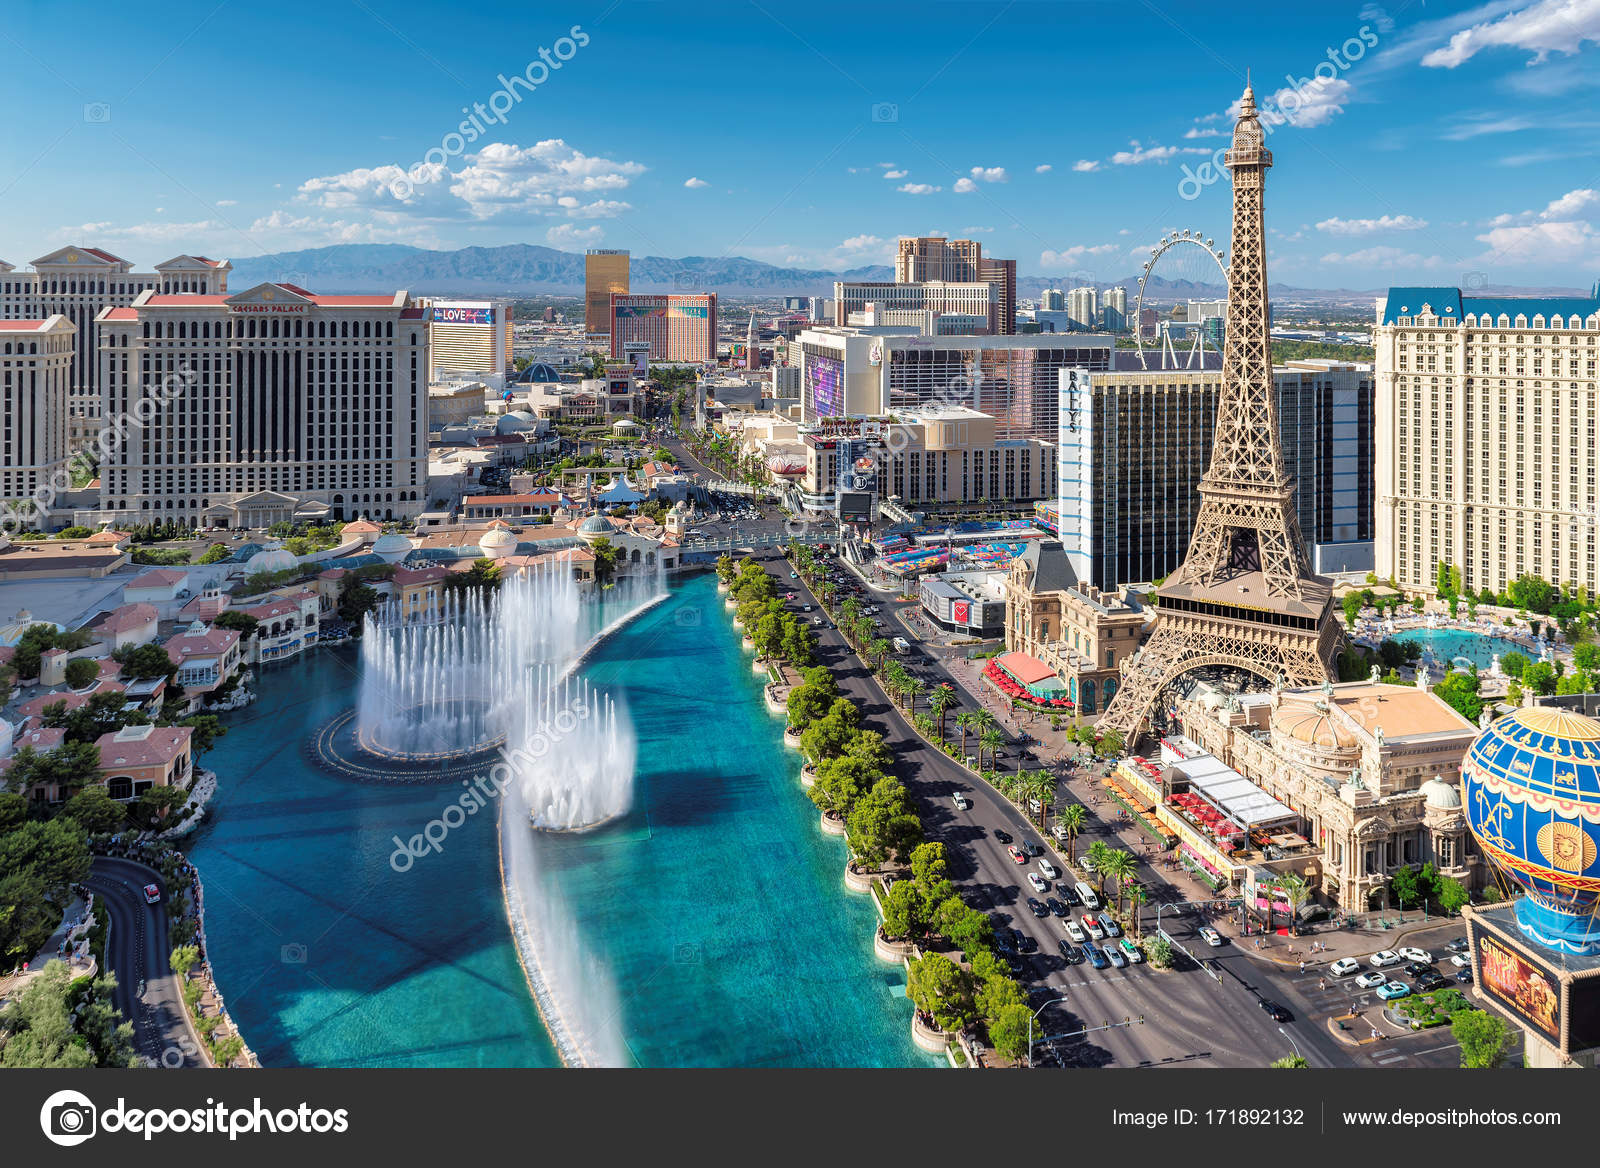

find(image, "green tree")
[0,740,105,791]
[846,777,923,867]
[0,820,92,965]
[799,699,862,763]
[978,727,1006,772]
[213,609,260,637]
[1094,727,1126,758]
[196,542,231,564]
[133,785,185,829]
[1435,875,1470,915]
[337,580,381,625]
[807,754,880,818]
[906,952,976,1032]
[169,944,201,979]
[1276,872,1312,935]
[881,879,926,939]
[1342,591,1364,628]
[1389,864,1422,914]
[946,905,994,958]
[1058,803,1087,863]
[1499,651,1529,681]
[1270,1054,1310,1068]
[988,1002,1035,1064]
[1508,574,1554,614]
[0,793,25,832]
[177,714,226,758]
[1522,661,1558,696]
[116,642,179,682]
[1431,671,1484,722]
[63,657,100,689]
[785,669,838,729]
[1507,679,1524,706]
[0,961,96,1067]
[1145,935,1176,969]
[1452,1009,1513,1068]
[60,787,126,835]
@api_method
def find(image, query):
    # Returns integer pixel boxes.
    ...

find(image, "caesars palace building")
[83,282,430,530]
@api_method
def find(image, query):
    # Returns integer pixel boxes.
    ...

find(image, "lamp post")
[1028,996,1069,1068]
[1278,1025,1304,1063]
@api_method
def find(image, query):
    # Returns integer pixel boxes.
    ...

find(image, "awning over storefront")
[994,651,1056,685]
[1169,753,1299,829]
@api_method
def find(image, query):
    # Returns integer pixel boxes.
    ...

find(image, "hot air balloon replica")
[1463,706,1600,1065]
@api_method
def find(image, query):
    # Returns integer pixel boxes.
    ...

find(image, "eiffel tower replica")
[1099,81,1340,741]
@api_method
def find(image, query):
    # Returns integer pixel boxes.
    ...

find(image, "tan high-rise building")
[896,237,983,283]
[979,257,1017,336]
[1374,286,1600,596]
[584,249,629,337]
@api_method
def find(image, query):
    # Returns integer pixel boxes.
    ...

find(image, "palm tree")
[1059,804,1087,863]
[1126,882,1149,938]
[1277,872,1312,937]
[839,598,861,626]
[1086,839,1112,896]
[979,727,1005,772]
[905,676,927,717]
[929,684,957,740]
[956,712,978,760]
[990,769,1016,803]
[868,637,891,670]
[1101,848,1136,916]
[1026,770,1056,829]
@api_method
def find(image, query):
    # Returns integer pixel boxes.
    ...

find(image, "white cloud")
[1319,245,1447,268]
[1038,243,1119,270]
[953,177,978,193]
[547,223,606,247]
[967,166,1009,183]
[683,176,709,188]
[242,210,441,249]
[1183,125,1227,139]
[898,182,942,194]
[1034,164,1052,173]
[1072,159,1100,172]
[1485,187,1599,226]
[1105,140,1211,166]
[1264,76,1353,128]
[1422,0,1600,68]
[1441,115,1535,139]
[1315,214,1430,235]
[215,199,238,207]
[1359,3,1396,34]
[298,139,646,223]
[878,162,896,168]
[883,169,908,179]
[1475,218,1600,266]
[960,226,995,233]
[742,235,894,270]
[57,218,230,244]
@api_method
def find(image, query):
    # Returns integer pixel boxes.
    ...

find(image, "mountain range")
[227,242,1587,303]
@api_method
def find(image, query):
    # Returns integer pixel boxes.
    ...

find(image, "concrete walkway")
[0,894,96,1002]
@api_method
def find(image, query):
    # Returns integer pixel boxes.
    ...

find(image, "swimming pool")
[1388,627,1533,671]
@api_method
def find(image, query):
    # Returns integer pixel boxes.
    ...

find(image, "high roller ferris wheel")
[1135,229,1230,370]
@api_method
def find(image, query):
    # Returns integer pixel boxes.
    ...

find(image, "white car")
[1328,957,1361,978]
[1064,920,1087,943]
[1038,859,1060,881]
[1198,926,1223,947]
[1051,824,1070,842]
[1355,970,1388,989]
[1027,872,1049,894]
[1369,950,1401,968]
[1397,946,1433,964]
[1449,952,1472,968]
[952,793,971,811]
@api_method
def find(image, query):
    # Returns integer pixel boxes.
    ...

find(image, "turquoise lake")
[186,571,939,1068]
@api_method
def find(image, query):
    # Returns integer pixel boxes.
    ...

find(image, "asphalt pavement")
[86,856,207,1068]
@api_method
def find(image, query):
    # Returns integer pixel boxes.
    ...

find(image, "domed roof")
[578,514,613,535]
[372,533,413,562]
[1464,706,1600,954]
[478,525,517,559]
[1273,696,1361,752]
[495,410,538,435]
[1420,775,1462,810]
[245,547,299,575]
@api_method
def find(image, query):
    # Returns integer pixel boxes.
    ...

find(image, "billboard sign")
[614,304,666,319]
[1476,930,1561,1043]
[952,600,971,626]
[669,304,709,319]
[1057,368,1095,582]
[433,305,494,326]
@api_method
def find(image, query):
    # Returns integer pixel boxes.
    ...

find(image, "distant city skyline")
[3,0,1598,289]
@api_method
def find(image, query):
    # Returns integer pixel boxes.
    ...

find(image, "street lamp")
[1028,995,1069,1068]
[1278,1025,1304,1063]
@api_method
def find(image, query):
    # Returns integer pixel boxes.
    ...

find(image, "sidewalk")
[0,894,96,1001]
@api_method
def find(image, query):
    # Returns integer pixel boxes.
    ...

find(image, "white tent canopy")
[1169,753,1298,829]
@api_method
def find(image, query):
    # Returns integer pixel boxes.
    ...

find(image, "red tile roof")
[81,247,128,264]
[94,603,158,635]
[96,724,191,770]
[126,568,188,588]
[165,626,240,664]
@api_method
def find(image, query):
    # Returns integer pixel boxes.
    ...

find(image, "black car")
[1045,897,1068,918]
[1022,840,1044,858]
[1060,885,1081,907]
[1005,954,1025,976]
[993,828,1013,844]
[1259,999,1292,1022]
[1027,896,1050,919]
[1404,960,1434,977]
[1455,968,1474,984]
[1058,939,1083,965]
[1009,928,1028,951]
[1416,973,1450,993]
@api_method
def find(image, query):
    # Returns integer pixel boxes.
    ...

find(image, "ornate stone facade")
[1175,678,1484,912]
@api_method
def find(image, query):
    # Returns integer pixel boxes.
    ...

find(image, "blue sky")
[2,0,1598,289]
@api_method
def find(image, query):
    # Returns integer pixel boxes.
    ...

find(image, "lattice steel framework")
[1099,83,1339,741]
